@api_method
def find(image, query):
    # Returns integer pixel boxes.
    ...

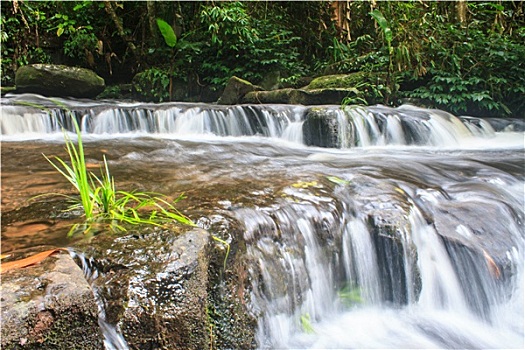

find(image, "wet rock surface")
[302,107,340,147]
[71,225,257,349]
[0,249,103,349]
[71,227,210,349]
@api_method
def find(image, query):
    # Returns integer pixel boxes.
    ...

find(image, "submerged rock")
[0,248,103,349]
[15,64,105,98]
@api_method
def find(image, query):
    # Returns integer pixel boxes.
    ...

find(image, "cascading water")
[1,94,523,349]
[3,93,521,148]
[68,250,129,350]
[238,166,523,349]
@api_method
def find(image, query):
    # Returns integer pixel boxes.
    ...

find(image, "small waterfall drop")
[2,94,518,149]
[335,104,496,147]
[69,250,129,350]
[236,167,524,349]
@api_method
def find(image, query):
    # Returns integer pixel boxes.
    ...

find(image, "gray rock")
[74,227,218,349]
[302,107,341,147]
[0,249,103,349]
[15,64,105,98]
[217,76,262,105]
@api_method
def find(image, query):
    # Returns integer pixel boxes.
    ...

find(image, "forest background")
[1,0,524,118]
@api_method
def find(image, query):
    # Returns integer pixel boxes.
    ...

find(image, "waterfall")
[1,96,306,140]
[2,94,523,348]
[235,165,524,349]
[68,250,129,350]
[2,94,519,149]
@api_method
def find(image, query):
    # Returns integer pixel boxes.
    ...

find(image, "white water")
[69,250,129,350]
[2,94,522,150]
[2,95,524,349]
[240,187,524,349]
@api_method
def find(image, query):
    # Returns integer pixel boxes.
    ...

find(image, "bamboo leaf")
[370,10,392,44]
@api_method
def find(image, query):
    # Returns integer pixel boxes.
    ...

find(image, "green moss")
[306,72,386,90]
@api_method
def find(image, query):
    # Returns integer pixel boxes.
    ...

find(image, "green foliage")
[198,1,306,88]
[0,2,53,84]
[156,18,177,48]
[43,117,195,236]
[370,10,393,48]
[338,285,363,308]
[46,2,102,63]
[44,120,94,220]
[403,17,525,116]
[63,28,98,59]
[1,1,522,116]
[300,313,315,334]
[132,67,170,102]
[341,94,367,107]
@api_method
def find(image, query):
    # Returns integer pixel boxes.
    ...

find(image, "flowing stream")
[1,94,523,348]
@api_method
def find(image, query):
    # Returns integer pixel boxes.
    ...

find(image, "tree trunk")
[146,1,158,45]
[456,0,468,25]
[331,1,352,42]
[103,0,139,58]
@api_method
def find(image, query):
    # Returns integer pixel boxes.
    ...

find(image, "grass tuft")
[43,117,195,236]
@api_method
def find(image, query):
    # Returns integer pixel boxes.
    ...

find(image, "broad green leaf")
[370,10,392,44]
[156,18,177,48]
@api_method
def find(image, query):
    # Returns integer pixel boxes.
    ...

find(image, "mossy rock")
[305,72,385,89]
[243,88,361,105]
[242,88,296,104]
[15,64,105,99]
[305,72,389,104]
[217,76,263,105]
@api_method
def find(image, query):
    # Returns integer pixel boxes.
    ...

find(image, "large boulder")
[72,226,256,349]
[302,107,340,147]
[15,64,105,98]
[305,72,388,104]
[217,76,262,105]
[1,248,103,349]
[73,227,211,349]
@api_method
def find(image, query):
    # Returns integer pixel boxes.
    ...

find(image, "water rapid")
[237,160,524,349]
[2,94,523,149]
[1,94,523,349]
